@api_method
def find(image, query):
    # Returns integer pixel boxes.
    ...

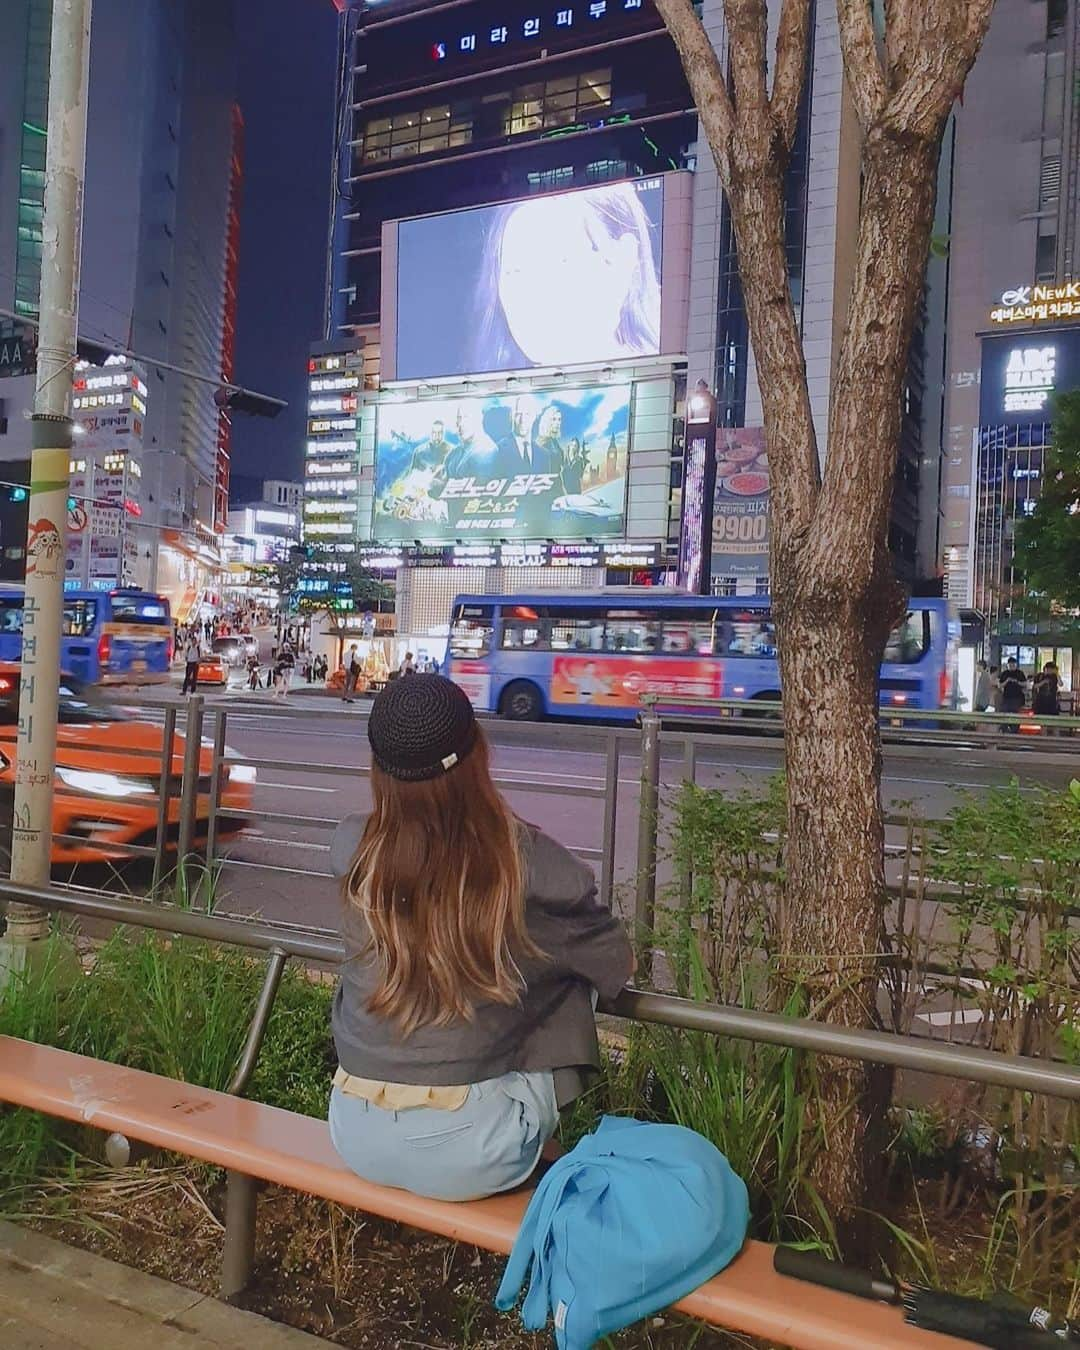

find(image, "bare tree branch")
[836,0,888,128]
[769,0,812,151]
[724,0,769,138]
[652,0,735,180]
[885,0,996,140]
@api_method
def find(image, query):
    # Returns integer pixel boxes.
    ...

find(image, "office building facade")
[0,0,241,621]
[940,0,1078,687]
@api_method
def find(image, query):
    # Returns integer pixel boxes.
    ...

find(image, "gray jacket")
[329,814,634,1106]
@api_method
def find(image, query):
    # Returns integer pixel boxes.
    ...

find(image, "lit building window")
[527,166,574,193]
[505,69,612,137]
[361,104,473,164]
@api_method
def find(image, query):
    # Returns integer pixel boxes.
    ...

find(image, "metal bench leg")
[221,1170,258,1300]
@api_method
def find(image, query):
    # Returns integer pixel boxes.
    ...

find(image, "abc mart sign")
[990,281,1080,326]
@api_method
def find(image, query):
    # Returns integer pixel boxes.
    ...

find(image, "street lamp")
[677,380,718,594]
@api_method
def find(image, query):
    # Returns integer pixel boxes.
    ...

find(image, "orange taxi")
[0,666,255,867]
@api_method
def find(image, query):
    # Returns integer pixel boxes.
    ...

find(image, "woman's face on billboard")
[497,198,639,366]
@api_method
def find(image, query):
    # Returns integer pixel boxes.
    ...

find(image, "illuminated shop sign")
[1003,346,1056,414]
[979,328,1080,426]
[431,0,644,62]
[990,281,1080,326]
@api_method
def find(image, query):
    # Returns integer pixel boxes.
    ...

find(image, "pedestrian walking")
[325,674,634,1201]
[181,631,202,695]
[274,642,296,699]
[998,657,1027,731]
[398,651,416,678]
[342,644,361,704]
[973,660,992,713]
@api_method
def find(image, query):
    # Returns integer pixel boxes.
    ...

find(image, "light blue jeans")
[328,1069,559,1202]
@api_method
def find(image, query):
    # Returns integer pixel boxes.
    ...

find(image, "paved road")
[125,685,1079,934]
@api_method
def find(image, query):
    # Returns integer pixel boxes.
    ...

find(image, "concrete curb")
[0,1220,333,1347]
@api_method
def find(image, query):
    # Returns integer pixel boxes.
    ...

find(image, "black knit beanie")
[367,674,478,781]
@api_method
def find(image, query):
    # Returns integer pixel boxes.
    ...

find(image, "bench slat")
[0,1037,976,1350]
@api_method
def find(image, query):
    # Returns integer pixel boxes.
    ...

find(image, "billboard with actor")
[372,385,631,542]
[711,427,769,579]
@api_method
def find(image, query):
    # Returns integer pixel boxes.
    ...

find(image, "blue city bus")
[0,586,173,684]
[443,590,959,721]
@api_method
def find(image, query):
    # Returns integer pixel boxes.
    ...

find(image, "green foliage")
[1014,388,1080,612]
[267,546,392,617]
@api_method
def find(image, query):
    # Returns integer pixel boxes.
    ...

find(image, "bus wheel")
[500,681,543,721]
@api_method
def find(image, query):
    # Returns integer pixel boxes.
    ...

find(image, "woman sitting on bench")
[328,674,634,1202]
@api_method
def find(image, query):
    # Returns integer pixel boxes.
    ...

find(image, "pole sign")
[676,385,718,594]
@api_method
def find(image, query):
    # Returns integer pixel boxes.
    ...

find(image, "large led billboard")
[381,173,691,381]
[372,384,631,542]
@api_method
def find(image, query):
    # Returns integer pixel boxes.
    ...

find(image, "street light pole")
[4,0,93,950]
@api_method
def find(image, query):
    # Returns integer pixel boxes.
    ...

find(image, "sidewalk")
[0,1221,331,1349]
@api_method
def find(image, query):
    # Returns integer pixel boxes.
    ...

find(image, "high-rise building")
[940,0,1078,689]
[0,0,241,617]
[315,0,946,667]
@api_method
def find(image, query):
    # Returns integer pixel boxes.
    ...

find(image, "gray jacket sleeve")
[524,828,634,1001]
[329,813,367,880]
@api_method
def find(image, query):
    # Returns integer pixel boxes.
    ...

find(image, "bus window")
[723,611,776,657]
[550,612,605,651]
[884,612,929,663]
[62,599,98,638]
[604,613,660,653]
[0,599,23,634]
[501,609,545,649]
[661,613,717,656]
[110,594,169,624]
[449,605,494,658]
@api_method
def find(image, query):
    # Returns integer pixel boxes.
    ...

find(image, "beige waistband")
[333,1066,470,1111]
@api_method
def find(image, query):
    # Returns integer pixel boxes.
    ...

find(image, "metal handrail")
[6,878,1079,1102]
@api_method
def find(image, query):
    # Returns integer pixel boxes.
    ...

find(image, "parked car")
[0,666,255,868]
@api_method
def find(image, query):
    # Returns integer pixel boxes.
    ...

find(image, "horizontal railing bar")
[7,880,1078,1101]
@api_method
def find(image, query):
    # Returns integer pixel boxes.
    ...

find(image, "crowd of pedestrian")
[973,657,1064,726]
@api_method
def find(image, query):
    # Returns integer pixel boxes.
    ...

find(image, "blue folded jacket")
[495,1115,750,1349]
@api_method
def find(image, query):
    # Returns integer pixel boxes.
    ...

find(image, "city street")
[128,686,1079,934]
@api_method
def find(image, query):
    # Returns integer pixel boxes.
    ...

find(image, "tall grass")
[0,927,335,1205]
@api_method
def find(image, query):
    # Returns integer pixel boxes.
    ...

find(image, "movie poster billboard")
[393,180,665,380]
[372,385,631,542]
[711,427,769,580]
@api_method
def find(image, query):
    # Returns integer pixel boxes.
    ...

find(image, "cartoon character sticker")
[26,518,63,576]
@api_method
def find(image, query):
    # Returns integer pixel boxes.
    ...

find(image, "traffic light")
[67,497,77,511]
[8,486,27,503]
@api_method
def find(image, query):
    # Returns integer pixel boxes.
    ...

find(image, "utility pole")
[3,0,93,951]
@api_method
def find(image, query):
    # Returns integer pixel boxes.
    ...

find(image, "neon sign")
[433,0,644,61]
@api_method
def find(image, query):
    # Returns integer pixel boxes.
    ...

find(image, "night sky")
[231,0,339,493]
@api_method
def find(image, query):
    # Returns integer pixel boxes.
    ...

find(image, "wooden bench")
[0,1035,977,1350]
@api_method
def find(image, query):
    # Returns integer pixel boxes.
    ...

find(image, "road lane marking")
[256,781,339,794]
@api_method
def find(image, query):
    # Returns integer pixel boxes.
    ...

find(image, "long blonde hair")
[345,727,539,1035]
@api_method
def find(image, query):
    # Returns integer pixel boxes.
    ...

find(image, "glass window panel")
[604,614,660,653]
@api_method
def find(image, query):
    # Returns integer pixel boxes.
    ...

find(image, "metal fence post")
[176,696,203,873]
[151,703,177,895]
[680,736,697,913]
[599,731,620,911]
[635,707,661,976]
[220,945,287,1300]
[206,707,227,867]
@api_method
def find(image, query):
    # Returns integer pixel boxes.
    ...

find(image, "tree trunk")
[653,0,997,1242]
